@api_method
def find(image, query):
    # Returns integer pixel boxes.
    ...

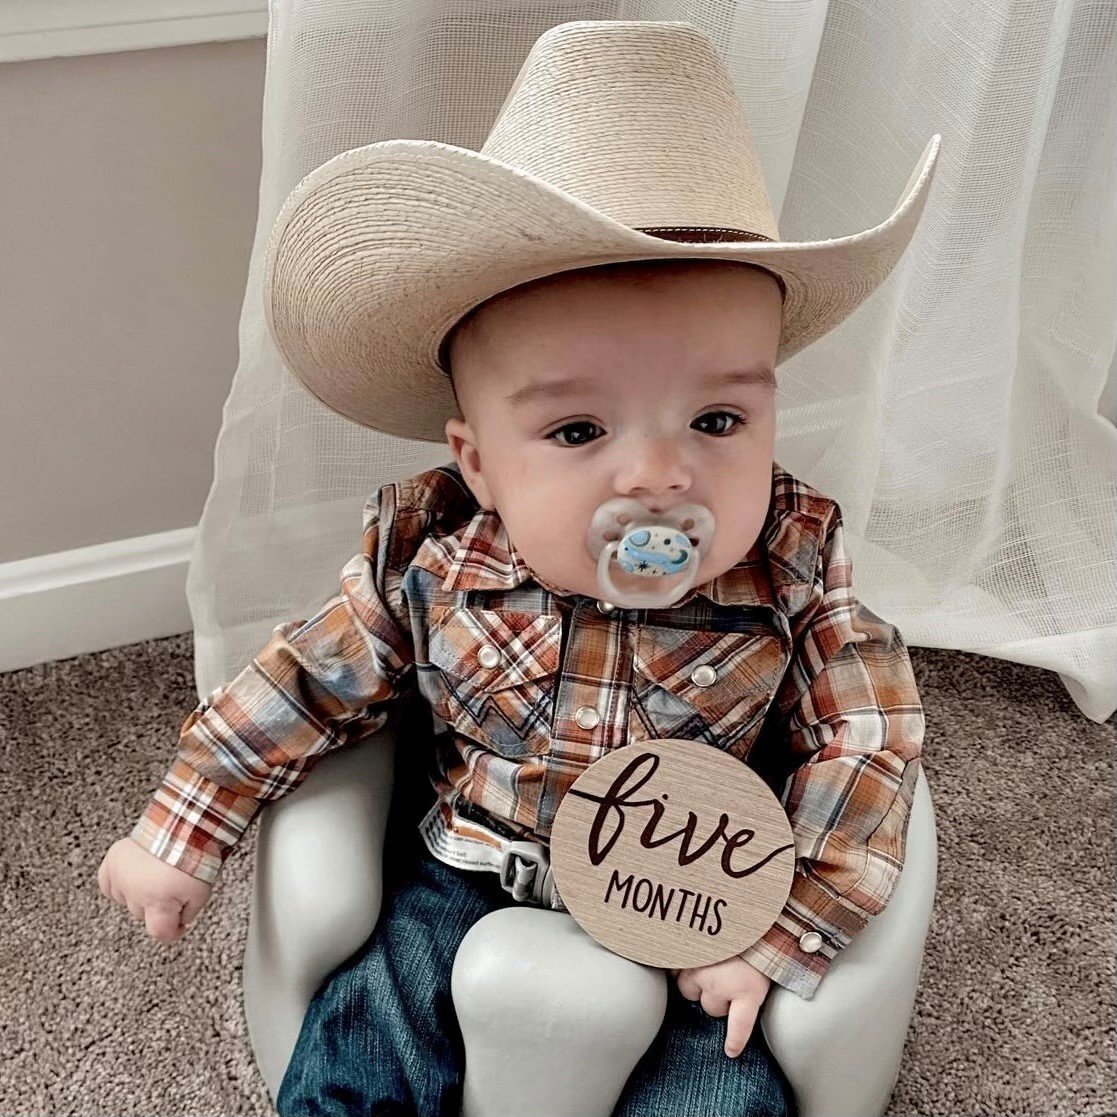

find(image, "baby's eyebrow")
[504,365,775,407]
[504,376,598,407]
[702,366,777,390]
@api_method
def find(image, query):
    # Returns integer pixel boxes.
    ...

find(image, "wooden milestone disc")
[549,739,795,969]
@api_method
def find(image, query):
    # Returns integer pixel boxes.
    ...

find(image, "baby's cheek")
[704,514,765,577]
[504,480,655,597]
[540,545,601,596]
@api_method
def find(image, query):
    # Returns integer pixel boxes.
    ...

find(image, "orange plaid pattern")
[131,462,923,997]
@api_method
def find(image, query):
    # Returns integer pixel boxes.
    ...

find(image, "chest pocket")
[629,625,787,759]
[419,605,562,759]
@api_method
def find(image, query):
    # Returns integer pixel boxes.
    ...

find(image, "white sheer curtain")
[189,0,1117,721]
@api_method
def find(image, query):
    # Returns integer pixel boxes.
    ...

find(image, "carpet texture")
[0,633,1113,1117]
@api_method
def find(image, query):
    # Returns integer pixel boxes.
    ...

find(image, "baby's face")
[444,260,782,601]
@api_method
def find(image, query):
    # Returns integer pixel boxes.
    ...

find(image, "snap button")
[574,706,601,730]
[595,600,616,614]
[690,664,717,688]
[799,931,824,954]
[477,644,501,669]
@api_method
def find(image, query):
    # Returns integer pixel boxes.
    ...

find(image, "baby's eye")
[692,410,744,436]
[548,420,605,447]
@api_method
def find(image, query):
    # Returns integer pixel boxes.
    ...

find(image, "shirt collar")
[440,507,537,593]
[440,463,822,616]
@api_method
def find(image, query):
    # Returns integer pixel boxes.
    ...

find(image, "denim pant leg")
[612,984,796,1117]
[275,845,512,1117]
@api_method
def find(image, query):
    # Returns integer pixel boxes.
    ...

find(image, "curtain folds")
[188,0,1117,721]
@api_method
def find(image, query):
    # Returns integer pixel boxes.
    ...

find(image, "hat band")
[636,226,772,244]
[636,226,787,302]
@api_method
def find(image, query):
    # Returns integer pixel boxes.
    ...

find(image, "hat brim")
[264,134,940,441]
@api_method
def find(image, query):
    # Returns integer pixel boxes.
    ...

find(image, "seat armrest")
[243,719,398,1099]
[760,767,937,1117]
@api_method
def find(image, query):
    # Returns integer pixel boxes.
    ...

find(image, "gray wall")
[0,38,265,563]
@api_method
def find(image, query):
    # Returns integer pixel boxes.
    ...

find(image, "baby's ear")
[444,418,495,510]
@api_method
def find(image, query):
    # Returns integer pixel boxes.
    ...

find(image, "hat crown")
[480,21,780,243]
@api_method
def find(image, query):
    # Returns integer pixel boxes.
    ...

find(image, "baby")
[98,19,935,1117]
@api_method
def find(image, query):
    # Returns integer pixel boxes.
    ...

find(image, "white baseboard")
[0,0,266,64]
[0,527,195,673]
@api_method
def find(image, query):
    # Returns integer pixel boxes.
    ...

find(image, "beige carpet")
[0,633,1113,1117]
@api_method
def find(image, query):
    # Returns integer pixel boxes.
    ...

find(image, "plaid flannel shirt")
[132,461,923,998]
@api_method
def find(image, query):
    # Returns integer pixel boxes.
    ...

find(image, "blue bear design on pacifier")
[617,527,693,578]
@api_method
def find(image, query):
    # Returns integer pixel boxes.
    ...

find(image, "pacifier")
[586,498,716,610]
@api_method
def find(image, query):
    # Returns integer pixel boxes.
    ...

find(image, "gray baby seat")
[243,706,937,1117]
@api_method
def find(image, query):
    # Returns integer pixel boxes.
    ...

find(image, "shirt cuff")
[129,758,260,885]
[740,872,869,999]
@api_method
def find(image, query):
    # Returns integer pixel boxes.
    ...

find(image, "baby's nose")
[613,438,691,503]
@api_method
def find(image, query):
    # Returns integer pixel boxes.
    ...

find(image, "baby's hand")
[97,838,213,943]
[675,957,771,1058]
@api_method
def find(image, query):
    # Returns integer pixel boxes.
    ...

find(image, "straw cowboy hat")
[264,19,941,442]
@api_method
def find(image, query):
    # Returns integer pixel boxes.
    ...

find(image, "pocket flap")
[633,626,785,713]
[428,606,562,696]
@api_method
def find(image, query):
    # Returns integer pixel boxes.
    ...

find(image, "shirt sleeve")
[129,487,417,884]
[740,508,925,998]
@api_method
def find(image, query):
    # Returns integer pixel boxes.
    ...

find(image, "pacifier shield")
[586,498,716,610]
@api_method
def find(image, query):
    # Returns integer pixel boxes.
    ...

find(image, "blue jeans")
[276,824,794,1117]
